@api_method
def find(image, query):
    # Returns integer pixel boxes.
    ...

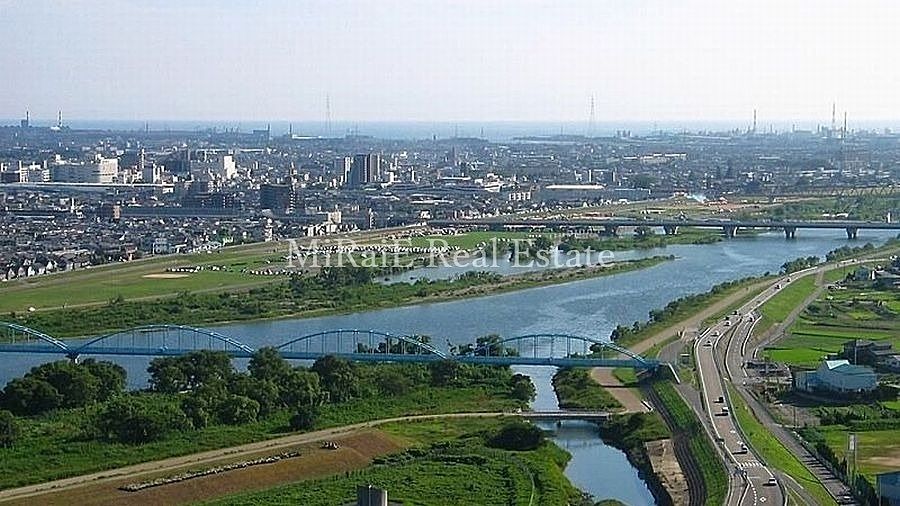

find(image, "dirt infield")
[10,430,402,506]
[141,273,190,279]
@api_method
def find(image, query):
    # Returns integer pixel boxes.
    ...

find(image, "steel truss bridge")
[0,323,660,370]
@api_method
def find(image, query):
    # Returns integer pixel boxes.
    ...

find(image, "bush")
[0,410,17,448]
[97,396,191,444]
[289,405,318,431]
[1,377,62,416]
[487,422,545,451]
[217,395,260,425]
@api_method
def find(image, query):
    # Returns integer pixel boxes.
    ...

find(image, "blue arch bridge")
[0,322,662,371]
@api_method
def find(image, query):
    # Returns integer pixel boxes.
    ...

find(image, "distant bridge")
[429,217,900,239]
[0,323,661,370]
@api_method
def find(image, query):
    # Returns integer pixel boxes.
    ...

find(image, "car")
[715,396,725,403]
[724,320,732,327]
[766,478,777,487]
[703,340,713,347]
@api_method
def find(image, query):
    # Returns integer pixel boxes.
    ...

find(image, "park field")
[0,228,421,313]
[0,246,289,314]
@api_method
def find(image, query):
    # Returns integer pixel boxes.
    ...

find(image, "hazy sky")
[2,0,899,123]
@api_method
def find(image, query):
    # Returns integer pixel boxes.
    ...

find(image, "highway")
[695,324,782,506]
[696,258,881,505]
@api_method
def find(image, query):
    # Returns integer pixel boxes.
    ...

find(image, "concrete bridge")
[517,410,611,421]
[429,217,900,240]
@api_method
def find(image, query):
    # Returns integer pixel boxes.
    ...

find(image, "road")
[695,325,782,506]
[697,257,890,505]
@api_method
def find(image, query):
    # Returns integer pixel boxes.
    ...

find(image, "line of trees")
[0,348,535,447]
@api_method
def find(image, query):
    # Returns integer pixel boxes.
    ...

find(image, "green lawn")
[651,381,727,506]
[727,385,837,506]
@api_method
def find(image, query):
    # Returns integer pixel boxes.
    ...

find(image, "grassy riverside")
[5,256,673,339]
[557,227,723,252]
[206,418,583,506]
[651,381,728,506]
[614,275,768,348]
[727,385,837,506]
[552,368,623,411]
[0,386,522,491]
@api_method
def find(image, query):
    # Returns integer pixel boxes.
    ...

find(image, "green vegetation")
[612,276,766,347]
[763,281,900,367]
[405,231,539,250]
[753,275,817,340]
[651,381,727,506]
[0,350,531,490]
[727,385,836,506]
[558,227,722,252]
[552,368,622,411]
[208,418,584,506]
[8,257,673,339]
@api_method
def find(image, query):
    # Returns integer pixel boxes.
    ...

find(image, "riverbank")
[7,255,674,338]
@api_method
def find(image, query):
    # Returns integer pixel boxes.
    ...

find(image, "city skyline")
[2,1,900,123]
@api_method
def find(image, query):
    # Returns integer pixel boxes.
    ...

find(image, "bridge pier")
[846,227,859,240]
[783,226,797,239]
[662,225,679,235]
[722,225,738,239]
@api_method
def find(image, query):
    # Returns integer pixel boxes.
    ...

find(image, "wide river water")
[2,229,895,504]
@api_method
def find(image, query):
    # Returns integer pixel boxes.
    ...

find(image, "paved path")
[0,412,509,504]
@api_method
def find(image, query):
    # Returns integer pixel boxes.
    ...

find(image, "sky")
[2,0,899,123]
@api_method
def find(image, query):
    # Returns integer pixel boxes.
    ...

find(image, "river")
[1,229,895,504]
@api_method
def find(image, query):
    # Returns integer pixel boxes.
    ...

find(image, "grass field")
[754,275,818,336]
[763,283,900,367]
[727,385,836,506]
[0,385,522,491]
[0,243,293,313]
[818,427,900,480]
[206,418,581,506]
[405,231,538,250]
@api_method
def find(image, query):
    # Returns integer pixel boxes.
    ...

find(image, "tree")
[488,422,545,451]
[0,410,17,448]
[279,369,323,408]
[312,356,360,403]
[228,375,280,416]
[248,347,292,384]
[429,360,461,386]
[147,359,188,393]
[80,359,127,401]
[2,377,62,416]
[375,369,414,396]
[216,395,260,425]
[634,225,654,240]
[97,395,191,444]
[510,374,536,402]
[28,361,101,408]
[289,405,318,431]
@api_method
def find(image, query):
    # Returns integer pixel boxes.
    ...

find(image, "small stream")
[516,365,657,505]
